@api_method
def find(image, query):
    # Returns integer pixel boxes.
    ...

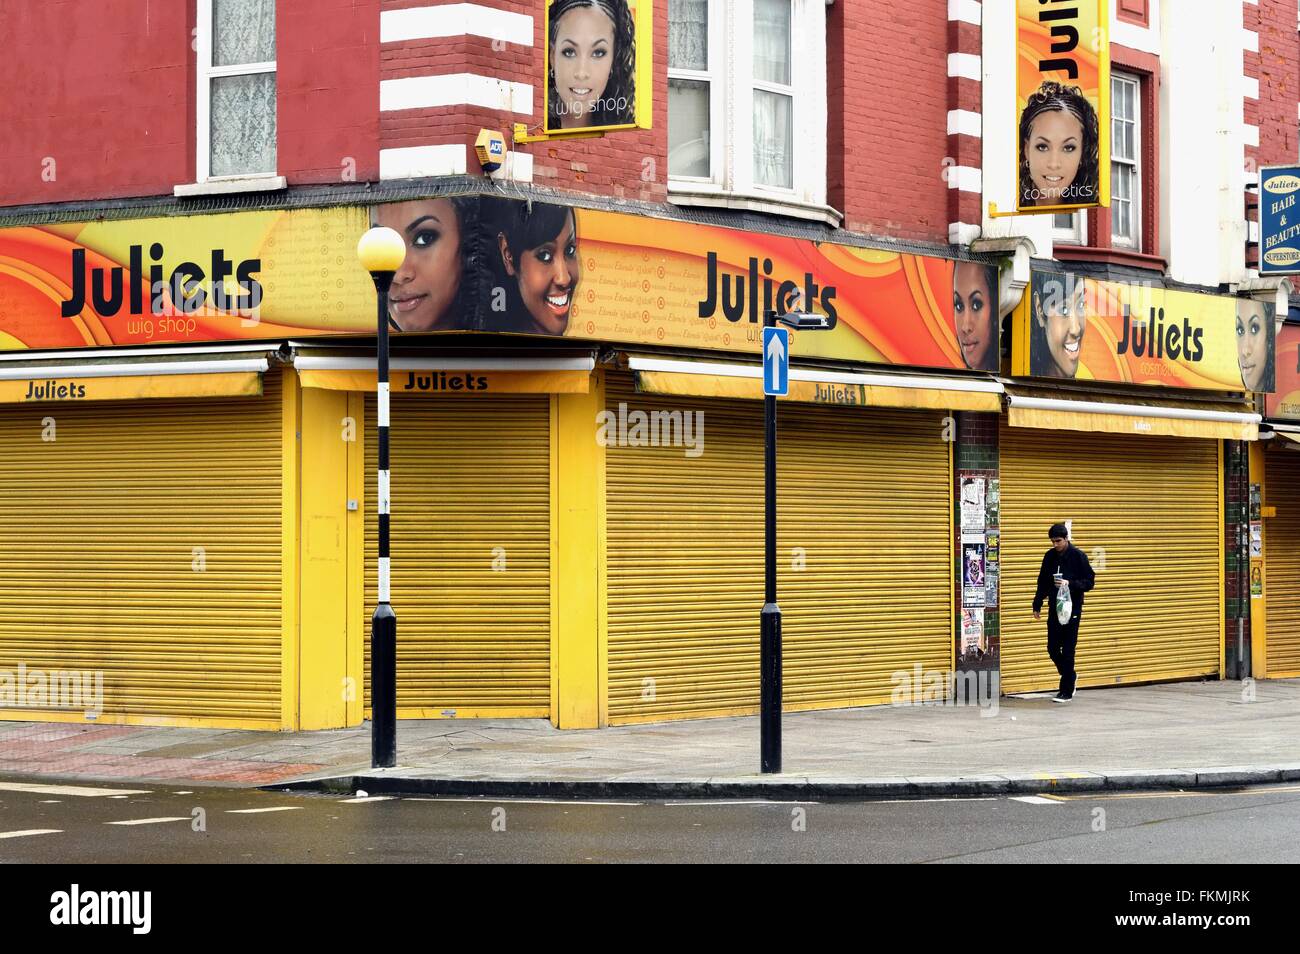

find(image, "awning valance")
[1005,387,1259,441]
[627,356,1003,412]
[0,354,268,403]
[294,355,594,394]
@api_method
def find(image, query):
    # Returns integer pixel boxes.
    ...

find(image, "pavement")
[2,678,1299,799]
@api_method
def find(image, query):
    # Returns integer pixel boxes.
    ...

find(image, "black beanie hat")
[1048,523,1069,540]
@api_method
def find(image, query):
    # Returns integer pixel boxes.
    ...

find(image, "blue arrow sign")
[763,326,789,396]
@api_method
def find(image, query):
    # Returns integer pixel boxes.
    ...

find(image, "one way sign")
[762,326,789,396]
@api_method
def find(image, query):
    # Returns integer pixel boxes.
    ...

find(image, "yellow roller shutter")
[363,394,550,716]
[1265,450,1300,677]
[999,423,1222,693]
[605,372,953,724]
[0,374,283,726]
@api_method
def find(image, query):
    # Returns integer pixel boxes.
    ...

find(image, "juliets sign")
[1015,0,1110,213]
[1014,271,1276,393]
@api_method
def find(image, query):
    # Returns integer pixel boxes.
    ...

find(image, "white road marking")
[876,797,999,804]
[38,800,60,804]
[1010,795,1063,804]
[0,829,62,839]
[174,791,193,795]
[0,782,151,798]
[661,800,820,806]
[106,817,190,826]
[340,796,395,804]
[225,806,303,814]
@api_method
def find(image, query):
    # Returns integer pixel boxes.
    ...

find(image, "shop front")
[1260,320,1300,678]
[1000,271,1267,694]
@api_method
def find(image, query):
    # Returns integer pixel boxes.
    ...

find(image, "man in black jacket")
[1032,522,1096,703]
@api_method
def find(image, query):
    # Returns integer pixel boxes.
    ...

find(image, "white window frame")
[1110,70,1142,249]
[185,0,281,192]
[1052,210,1087,246]
[667,0,724,187]
[667,0,835,225]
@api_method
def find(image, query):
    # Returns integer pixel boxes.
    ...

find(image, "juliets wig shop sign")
[1265,323,1300,418]
[1,196,1002,378]
[1015,0,1110,213]
[1013,271,1277,393]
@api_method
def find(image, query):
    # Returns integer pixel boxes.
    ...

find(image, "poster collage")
[959,474,1000,663]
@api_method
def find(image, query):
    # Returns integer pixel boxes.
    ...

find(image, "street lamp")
[761,307,832,775]
[358,226,406,769]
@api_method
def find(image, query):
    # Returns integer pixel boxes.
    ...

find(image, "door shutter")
[1265,450,1300,676]
[605,373,953,723]
[999,423,1221,693]
[0,374,283,725]
[363,394,551,715]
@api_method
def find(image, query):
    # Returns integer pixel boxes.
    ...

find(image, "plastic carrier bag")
[1055,581,1073,625]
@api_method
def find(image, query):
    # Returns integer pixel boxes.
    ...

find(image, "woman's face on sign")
[1026,109,1084,205]
[374,199,462,331]
[503,211,580,335]
[953,262,996,371]
[1237,300,1268,392]
[553,6,616,127]
[1037,278,1087,378]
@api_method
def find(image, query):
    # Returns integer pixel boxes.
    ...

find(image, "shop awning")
[627,356,1004,412]
[1005,387,1260,441]
[0,348,269,403]
[294,355,594,394]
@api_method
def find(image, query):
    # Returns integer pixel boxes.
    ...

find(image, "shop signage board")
[1012,270,1277,393]
[543,0,653,136]
[1014,0,1110,213]
[1265,322,1300,418]
[0,196,1003,378]
[1259,166,1300,274]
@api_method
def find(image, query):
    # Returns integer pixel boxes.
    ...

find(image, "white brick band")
[380,144,469,180]
[380,73,532,114]
[381,3,534,46]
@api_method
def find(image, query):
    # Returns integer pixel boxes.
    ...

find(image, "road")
[1,776,1299,863]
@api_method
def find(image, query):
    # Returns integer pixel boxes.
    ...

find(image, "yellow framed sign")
[543,0,653,135]
[1015,0,1110,213]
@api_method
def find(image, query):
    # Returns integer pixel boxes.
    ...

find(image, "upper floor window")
[667,0,828,217]
[196,0,277,182]
[1110,71,1141,247]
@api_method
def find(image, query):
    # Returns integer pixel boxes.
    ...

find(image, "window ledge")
[1053,244,1167,273]
[668,186,844,227]
[174,175,287,198]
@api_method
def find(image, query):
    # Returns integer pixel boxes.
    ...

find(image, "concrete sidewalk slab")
[2,678,1298,797]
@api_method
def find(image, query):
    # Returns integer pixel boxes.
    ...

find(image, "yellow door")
[1264,449,1300,677]
[999,423,1222,693]
[363,393,551,717]
[0,375,284,727]
[604,373,953,724]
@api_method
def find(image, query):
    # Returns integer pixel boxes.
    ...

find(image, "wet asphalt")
[1,775,1299,864]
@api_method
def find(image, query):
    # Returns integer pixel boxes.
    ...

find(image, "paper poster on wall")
[963,543,987,607]
[960,477,986,532]
[984,564,1000,609]
[1251,560,1264,598]
[961,609,985,655]
[985,478,1000,530]
[1250,522,1263,559]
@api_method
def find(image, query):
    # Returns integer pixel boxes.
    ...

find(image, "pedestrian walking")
[1032,522,1096,702]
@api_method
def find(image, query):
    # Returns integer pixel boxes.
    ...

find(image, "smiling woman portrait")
[370,197,477,331]
[483,199,581,336]
[547,0,636,130]
[1019,81,1100,209]
[1030,271,1088,379]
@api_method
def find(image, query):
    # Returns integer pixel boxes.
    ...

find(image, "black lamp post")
[358,226,407,769]
[761,307,832,775]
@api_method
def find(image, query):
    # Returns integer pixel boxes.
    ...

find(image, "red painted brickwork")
[0,0,379,205]
[828,0,952,242]
[1252,0,1299,168]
